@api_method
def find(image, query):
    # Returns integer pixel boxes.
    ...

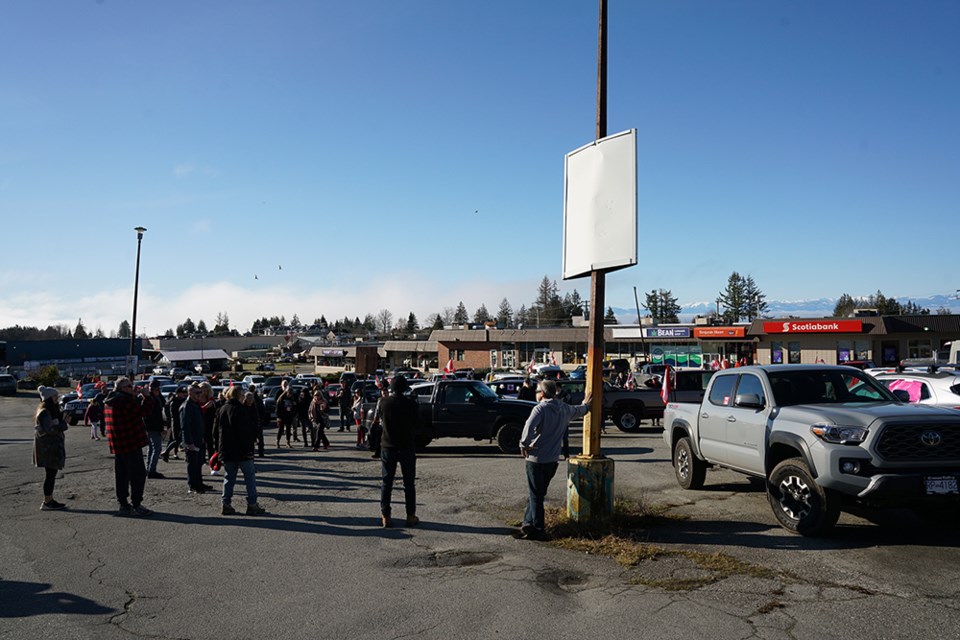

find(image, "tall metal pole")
[582,0,608,459]
[130,227,147,376]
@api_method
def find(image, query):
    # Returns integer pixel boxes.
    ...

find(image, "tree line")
[0,273,951,342]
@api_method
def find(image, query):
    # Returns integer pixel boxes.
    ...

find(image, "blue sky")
[2,1,958,335]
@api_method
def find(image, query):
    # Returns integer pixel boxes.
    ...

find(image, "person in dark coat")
[34,386,68,510]
[216,385,266,516]
[143,380,167,479]
[275,381,296,448]
[377,375,421,528]
[517,378,537,402]
[337,383,352,431]
[308,390,330,451]
[180,383,212,494]
[104,378,153,516]
[162,386,188,462]
[295,387,311,446]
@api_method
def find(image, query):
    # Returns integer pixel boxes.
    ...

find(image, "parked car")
[487,378,525,399]
[169,367,191,379]
[636,364,667,386]
[0,374,17,396]
[152,366,169,375]
[256,362,276,372]
[324,383,342,405]
[61,383,104,425]
[873,372,960,411]
[568,365,587,380]
[242,375,266,391]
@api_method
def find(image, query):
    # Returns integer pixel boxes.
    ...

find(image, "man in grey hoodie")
[518,379,591,541]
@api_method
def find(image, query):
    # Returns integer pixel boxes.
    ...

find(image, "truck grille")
[875,424,960,461]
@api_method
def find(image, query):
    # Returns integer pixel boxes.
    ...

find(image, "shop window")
[788,341,801,364]
[908,340,933,359]
[771,342,783,364]
[855,340,870,361]
[881,341,898,365]
[836,340,852,363]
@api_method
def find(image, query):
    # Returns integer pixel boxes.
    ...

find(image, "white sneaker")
[211,469,219,476]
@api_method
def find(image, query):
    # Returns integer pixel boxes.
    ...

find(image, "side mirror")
[892,389,911,403]
[735,393,765,409]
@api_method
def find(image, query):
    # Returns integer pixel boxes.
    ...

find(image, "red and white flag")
[76,381,82,395]
[443,359,454,373]
[550,352,557,366]
[720,359,730,369]
[660,365,673,405]
[527,354,537,374]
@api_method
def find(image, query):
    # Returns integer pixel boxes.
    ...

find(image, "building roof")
[882,315,960,334]
[158,349,230,362]
[382,340,437,352]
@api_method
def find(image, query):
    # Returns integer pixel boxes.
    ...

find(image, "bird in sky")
[254,274,258,280]
[278,265,282,270]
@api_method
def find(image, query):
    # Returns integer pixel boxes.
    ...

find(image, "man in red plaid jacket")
[105,378,154,517]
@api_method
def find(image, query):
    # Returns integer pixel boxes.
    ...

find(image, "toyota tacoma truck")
[663,365,960,536]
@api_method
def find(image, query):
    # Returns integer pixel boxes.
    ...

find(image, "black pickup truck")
[401,380,536,453]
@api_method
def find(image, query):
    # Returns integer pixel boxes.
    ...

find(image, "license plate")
[925,476,959,495]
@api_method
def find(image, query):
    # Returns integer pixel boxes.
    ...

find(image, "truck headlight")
[810,423,868,445]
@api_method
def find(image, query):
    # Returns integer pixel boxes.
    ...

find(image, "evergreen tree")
[214,312,230,334]
[95,326,106,338]
[118,320,131,338]
[453,301,469,324]
[74,318,88,339]
[473,304,490,324]
[290,314,302,329]
[832,293,858,318]
[643,289,681,323]
[362,314,375,331]
[429,314,444,330]
[496,298,513,328]
[163,328,175,337]
[406,312,418,333]
[604,306,618,324]
[743,275,768,321]
[717,272,748,323]
[197,319,208,334]
[516,304,529,327]
[568,289,585,318]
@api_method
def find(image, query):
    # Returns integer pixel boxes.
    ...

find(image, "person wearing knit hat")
[34,386,68,510]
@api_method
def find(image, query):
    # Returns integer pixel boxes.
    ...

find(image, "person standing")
[143,380,167,479]
[295,387,312,447]
[162,386,188,462]
[248,387,266,457]
[337,383,352,431]
[517,378,537,402]
[377,375,421,528]
[104,378,153,516]
[84,393,105,441]
[352,389,366,449]
[216,385,266,516]
[180,383,212,494]
[308,390,330,451]
[34,386,68,510]
[197,382,217,473]
[517,379,591,541]
[275,380,296,448]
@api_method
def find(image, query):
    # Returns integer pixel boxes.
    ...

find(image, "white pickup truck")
[663,365,960,535]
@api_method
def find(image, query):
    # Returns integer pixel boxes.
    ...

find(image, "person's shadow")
[0,580,114,617]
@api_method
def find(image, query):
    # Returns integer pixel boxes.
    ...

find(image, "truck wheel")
[68,415,79,426]
[673,437,706,490]
[767,458,840,536]
[495,422,523,454]
[613,405,642,433]
[414,435,432,451]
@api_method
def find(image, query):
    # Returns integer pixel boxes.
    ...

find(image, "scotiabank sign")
[763,320,863,334]
[694,327,746,338]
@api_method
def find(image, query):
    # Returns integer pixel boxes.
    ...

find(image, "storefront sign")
[693,327,746,339]
[763,320,863,334]
[645,327,691,338]
[321,349,346,357]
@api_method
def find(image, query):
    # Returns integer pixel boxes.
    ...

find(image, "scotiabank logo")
[764,320,862,334]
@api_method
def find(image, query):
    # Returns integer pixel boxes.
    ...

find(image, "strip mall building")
[423,315,960,371]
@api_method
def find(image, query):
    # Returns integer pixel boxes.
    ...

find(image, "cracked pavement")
[1,394,959,639]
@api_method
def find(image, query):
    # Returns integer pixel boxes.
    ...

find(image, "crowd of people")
[31,370,592,539]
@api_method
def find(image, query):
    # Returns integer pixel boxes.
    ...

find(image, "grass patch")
[526,496,779,591]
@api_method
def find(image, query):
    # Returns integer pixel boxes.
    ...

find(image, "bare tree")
[376,309,394,333]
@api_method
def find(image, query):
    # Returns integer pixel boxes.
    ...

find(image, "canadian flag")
[661,365,672,405]
[720,359,730,370]
[527,354,537,374]
[443,359,454,373]
[550,352,557,366]
[76,381,82,395]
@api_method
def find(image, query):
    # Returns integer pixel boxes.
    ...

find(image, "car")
[158,383,184,402]
[339,372,358,388]
[262,383,310,420]
[873,372,960,411]
[487,378,526,399]
[323,383,342,404]
[636,363,667,386]
[568,365,587,380]
[242,375,266,391]
[0,374,17,396]
[256,362,276,372]
[841,360,876,370]
[147,375,173,387]
[169,367,191,379]
[152,366,169,375]
[194,362,211,374]
[533,365,566,380]
[62,383,104,425]
[261,376,289,393]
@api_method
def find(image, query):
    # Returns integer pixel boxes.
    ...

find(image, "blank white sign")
[562,128,637,280]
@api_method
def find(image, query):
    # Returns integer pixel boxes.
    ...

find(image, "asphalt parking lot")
[2,391,959,639]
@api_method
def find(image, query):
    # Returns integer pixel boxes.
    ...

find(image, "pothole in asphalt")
[403,550,501,568]
[536,570,590,594]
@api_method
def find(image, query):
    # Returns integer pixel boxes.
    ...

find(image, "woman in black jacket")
[216,385,266,516]
[34,386,68,511]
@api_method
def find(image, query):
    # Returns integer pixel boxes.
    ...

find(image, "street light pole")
[130,226,147,377]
